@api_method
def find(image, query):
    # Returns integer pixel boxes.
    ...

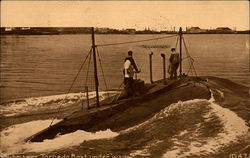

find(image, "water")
[0,34,249,157]
[1,95,248,157]
[0,91,118,117]
[1,34,249,103]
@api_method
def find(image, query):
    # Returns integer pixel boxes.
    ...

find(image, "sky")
[1,1,249,31]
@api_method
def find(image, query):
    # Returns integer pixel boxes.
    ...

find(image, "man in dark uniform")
[169,48,180,80]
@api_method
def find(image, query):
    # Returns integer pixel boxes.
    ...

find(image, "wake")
[162,96,249,157]
[0,91,118,117]
[0,90,248,157]
[1,119,118,156]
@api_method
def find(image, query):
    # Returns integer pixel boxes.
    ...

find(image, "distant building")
[96,27,109,33]
[215,27,233,33]
[216,27,232,31]
[186,27,205,33]
[21,27,31,30]
[5,27,13,31]
[126,29,136,34]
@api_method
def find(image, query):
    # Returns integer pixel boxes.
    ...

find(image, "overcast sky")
[1,1,249,30]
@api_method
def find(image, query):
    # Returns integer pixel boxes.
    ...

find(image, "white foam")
[119,90,249,157]
[121,99,206,134]
[121,99,208,157]
[162,90,249,158]
[129,139,162,157]
[0,119,118,156]
[214,89,224,99]
[162,149,181,158]
[178,130,188,136]
[129,149,151,157]
[0,91,118,117]
[2,89,248,157]
[1,119,60,155]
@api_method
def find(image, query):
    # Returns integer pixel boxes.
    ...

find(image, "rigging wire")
[172,35,196,77]
[96,47,109,92]
[146,34,157,53]
[182,54,194,76]
[175,36,179,49]
[110,81,125,104]
[49,47,92,127]
[81,48,92,109]
[48,33,197,128]
[96,34,178,47]
[182,37,197,77]
[180,37,193,76]
[184,42,196,76]
[85,48,92,87]
[181,42,193,75]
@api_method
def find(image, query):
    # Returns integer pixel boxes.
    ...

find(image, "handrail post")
[160,53,166,83]
[91,27,100,108]
[135,72,137,80]
[179,27,182,76]
[149,52,153,83]
[85,86,90,109]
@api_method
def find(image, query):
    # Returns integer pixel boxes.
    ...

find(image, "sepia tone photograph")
[0,1,249,158]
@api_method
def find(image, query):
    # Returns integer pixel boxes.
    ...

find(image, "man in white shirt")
[123,51,140,97]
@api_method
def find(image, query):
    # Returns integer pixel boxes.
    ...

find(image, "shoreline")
[1,32,250,35]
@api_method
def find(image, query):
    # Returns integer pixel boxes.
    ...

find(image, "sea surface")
[1,92,249,157]
[1,34,249,103]
[0,34,249,157]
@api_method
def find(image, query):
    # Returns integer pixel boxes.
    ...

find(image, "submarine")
[25,27,212,142]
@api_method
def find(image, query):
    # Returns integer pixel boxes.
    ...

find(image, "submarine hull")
[27,77,211,142]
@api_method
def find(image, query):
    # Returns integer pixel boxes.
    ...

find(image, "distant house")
[96,28,109,33]
[215,27,233,33]
[126,29,136,34]
[186,27,205,33]
[5,27,13,31]
[21,27,31,30]
[216,27,232,31]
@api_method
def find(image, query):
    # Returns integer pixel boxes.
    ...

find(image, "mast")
[149,52,153,83]
[91,27,100,107]
[179,27,182,76]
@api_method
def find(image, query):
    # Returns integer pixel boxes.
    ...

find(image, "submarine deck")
[26,77,211,142]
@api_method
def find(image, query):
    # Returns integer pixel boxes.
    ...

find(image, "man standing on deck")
[169,48,180,80]
[124,50,140,97]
